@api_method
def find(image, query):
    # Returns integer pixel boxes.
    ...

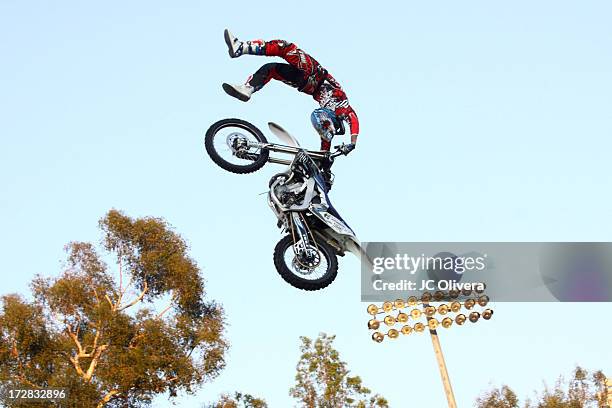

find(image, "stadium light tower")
[366,290,493,408]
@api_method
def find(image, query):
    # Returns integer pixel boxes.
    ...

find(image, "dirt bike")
[204,118,363,291]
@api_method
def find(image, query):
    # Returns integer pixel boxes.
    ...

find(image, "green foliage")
[0,210,227,407]
[475,367,608,408]
[526,366,607,408]
[99,209,207,317]
[475,385,519,408]
[290,333,388,408]
[205,392,268,408]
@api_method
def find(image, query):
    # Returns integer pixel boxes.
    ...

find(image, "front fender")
[309,204,355,237]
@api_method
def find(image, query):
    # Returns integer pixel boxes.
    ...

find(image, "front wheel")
[205,118,269,174]
[273,235,338,291]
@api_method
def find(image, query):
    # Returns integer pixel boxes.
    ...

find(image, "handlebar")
[329,149,344,159]
[256,141,347,165]
[328,144,348,159]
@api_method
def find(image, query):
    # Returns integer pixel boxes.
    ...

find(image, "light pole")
[366,289,493,408]
[424,305,457,408]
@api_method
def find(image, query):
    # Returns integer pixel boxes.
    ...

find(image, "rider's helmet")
[310,108,338,142]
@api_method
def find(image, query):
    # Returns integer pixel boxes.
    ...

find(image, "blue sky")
[1,0,611,406]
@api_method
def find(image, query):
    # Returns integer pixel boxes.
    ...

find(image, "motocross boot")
[224,29,266,58]
[319,158,334,192]
[222,83,254,102]
[323,171,333,192]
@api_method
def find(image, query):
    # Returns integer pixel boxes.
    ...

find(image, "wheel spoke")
[207,123,266,168]
[284,245,329,281]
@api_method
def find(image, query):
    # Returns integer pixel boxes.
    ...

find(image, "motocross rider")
[222,30,360,157]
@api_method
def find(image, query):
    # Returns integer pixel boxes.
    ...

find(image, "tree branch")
[116,255,134,307]
[104,294,115,311]
[96,389,120,408]
[81,329,101,358]
[66,321,107,381]
[121,275,134,300]
[92,287,100,304]
[117,281,147,312]
[12,342,40,389]
[69,355,85,378]
[66,326,85,356]
[156,291,175,319]
[118,256,123,295]
[83,344,108,382]
[17,373,40,389]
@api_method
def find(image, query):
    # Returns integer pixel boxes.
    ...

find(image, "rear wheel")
[273,235,338,291]
[205,118,269,174]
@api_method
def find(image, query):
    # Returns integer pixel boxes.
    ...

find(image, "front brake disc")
[293,247,322,272]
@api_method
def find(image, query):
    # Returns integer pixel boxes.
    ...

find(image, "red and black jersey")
[263,40,360,136]
[313,80,360,136]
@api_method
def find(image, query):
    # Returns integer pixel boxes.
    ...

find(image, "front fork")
[290,212,312,256]
[289,212,323,270]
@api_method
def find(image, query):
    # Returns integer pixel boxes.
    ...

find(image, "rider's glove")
[339,143,356,156]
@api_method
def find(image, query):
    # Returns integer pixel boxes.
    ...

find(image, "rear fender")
[316,228,372,268]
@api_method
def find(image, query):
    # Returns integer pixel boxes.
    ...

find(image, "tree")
[475,367,607,408]
[475,385,519,408]
[0,209,228,407]
[526,367,607,408]
[206,392,268,408]
[290,333,388,408]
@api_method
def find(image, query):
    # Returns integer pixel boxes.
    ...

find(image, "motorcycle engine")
[271,176,306,208]
[275,183,299,206]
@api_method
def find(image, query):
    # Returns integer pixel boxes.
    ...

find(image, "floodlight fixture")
[438,304,449,315]
[384,315,396,326]
[424,306,437,317]
[388,329,399,339]
[367,304,379,315]
[482,309,494,320]
[477,295,489,307]
[368,319,380,330]
[397,312,409,323]
[469,311,481,323]
[428,318,439,330]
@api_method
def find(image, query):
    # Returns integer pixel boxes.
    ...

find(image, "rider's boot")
[224,29,266,58]
[323,172,333,192]
[319,158,334,192]
[222,83,254,102]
